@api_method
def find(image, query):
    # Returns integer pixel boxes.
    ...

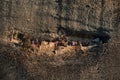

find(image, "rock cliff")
[0,0,120,80]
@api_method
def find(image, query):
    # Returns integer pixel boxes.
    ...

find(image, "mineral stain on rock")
[0,0,120,80]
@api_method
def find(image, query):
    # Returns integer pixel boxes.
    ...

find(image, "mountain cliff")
[0,0,120,80]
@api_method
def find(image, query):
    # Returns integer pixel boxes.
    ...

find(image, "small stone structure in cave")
[4,27,111,57]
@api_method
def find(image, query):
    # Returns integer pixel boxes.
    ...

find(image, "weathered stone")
[0,0,119,80]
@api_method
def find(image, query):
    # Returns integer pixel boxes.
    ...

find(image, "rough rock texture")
[0,0,120,80]
[0,0,119,36]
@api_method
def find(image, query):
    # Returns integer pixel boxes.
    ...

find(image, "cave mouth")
[57,27,111,44]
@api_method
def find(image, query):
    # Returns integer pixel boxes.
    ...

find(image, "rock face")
[0,0,119,36]
[0,0,120,80]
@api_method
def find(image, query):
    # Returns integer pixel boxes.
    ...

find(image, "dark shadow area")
[57,27,111,44]
[55,0,62,3]
[0,42,33,80]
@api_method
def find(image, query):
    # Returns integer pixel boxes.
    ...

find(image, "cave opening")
[55,0,62,3]
[57,27,111,44]
[86,5,90,8]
